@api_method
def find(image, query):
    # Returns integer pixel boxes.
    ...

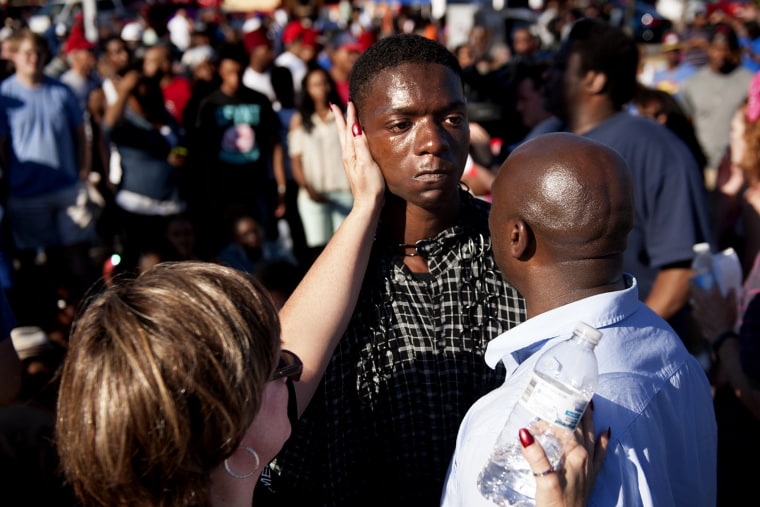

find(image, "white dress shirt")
[441,275,717,507]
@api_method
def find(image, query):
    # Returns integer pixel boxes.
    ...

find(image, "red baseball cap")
[282,20,305,45]
[244,28,271,52]
[64,25,94,54]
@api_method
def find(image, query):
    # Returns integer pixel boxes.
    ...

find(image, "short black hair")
[349,34,463,115]
[217,42,249,67]
[567,18,638,109]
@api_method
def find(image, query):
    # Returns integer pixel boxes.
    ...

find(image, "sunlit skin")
[357,63,470,221]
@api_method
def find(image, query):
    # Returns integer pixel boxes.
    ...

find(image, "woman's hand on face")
[331,102,385,212]
[522,404,609,507]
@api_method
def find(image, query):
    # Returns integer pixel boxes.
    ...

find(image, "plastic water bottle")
[691,242,715,290]
[477,322,603,507]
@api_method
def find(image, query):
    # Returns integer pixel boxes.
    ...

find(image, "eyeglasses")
[271,349,302,382]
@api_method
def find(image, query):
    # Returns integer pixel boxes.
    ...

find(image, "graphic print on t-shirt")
[215,103,262,164]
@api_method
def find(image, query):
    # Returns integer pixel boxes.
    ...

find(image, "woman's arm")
[103,70,140,128]
[281,103,386,415]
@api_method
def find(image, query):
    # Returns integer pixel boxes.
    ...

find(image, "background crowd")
[1,0,760,504]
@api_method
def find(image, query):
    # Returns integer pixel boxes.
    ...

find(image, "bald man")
[442,133,717,507]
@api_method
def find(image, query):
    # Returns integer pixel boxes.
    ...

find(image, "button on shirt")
[442,275,717,507]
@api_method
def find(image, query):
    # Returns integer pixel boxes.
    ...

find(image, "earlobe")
[585,71,607,95]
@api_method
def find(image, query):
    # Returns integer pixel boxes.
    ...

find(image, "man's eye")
[446,115,464,127]
[388,121,411,132]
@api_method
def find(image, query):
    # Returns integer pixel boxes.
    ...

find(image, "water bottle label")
[694,272,715,290]
[519,373,588,430]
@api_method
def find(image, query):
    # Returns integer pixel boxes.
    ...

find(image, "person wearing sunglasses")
[55,262,298,507]
[54,259,603,507]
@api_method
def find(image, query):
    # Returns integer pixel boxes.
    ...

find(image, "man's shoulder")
[274,52,296,65]
[0,74,15,93]
[197,88,227,107]
[679,66,710,89]
[595,112,679,143]
[591,112,667,141]
[735,66,755,84]
[588,113,699,171]
[271,65,294,81]
[238,86,274,105]
[41,75,68,88]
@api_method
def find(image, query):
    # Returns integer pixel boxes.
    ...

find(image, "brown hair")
[55,262,280,507]
[8,28,49,55]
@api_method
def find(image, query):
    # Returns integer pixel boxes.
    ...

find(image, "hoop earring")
[223,446,260,479]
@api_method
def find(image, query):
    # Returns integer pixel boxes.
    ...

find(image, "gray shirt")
[679,66,754,172]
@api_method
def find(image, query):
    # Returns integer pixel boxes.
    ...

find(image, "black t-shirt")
[195,87,281,199]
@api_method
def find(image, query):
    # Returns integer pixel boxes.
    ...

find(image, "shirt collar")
[485,274,640,371]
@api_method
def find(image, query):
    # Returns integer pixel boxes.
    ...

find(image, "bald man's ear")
[511,219,532,260]
[584,70,607,95]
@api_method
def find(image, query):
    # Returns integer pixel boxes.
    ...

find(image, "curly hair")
[55,262,280,507]
[348,33,463,117]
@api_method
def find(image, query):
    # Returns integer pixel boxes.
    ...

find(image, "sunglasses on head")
[271,349,303,382]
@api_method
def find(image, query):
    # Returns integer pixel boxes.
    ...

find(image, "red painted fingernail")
[352,122,362,137]
[589,399,594,411]
[329,101,333,109]
[519,428,534,448]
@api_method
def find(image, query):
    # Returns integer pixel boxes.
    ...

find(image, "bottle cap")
[692,242,711,255]
[573,321,602,345]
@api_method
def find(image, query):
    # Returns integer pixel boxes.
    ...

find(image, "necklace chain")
[398,243,419,257]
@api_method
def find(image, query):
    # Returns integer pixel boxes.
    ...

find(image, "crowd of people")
[2,0,760,505]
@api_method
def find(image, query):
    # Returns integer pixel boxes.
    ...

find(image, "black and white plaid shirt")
[264,192,526,506]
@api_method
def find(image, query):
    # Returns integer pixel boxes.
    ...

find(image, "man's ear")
[510,219,533,261]
[584,70,607,95]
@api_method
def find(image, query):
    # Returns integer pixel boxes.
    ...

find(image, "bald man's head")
[489,133,634,286]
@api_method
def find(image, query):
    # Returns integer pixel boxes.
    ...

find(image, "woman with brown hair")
[715,71,760,274]
[55,262,295,507]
